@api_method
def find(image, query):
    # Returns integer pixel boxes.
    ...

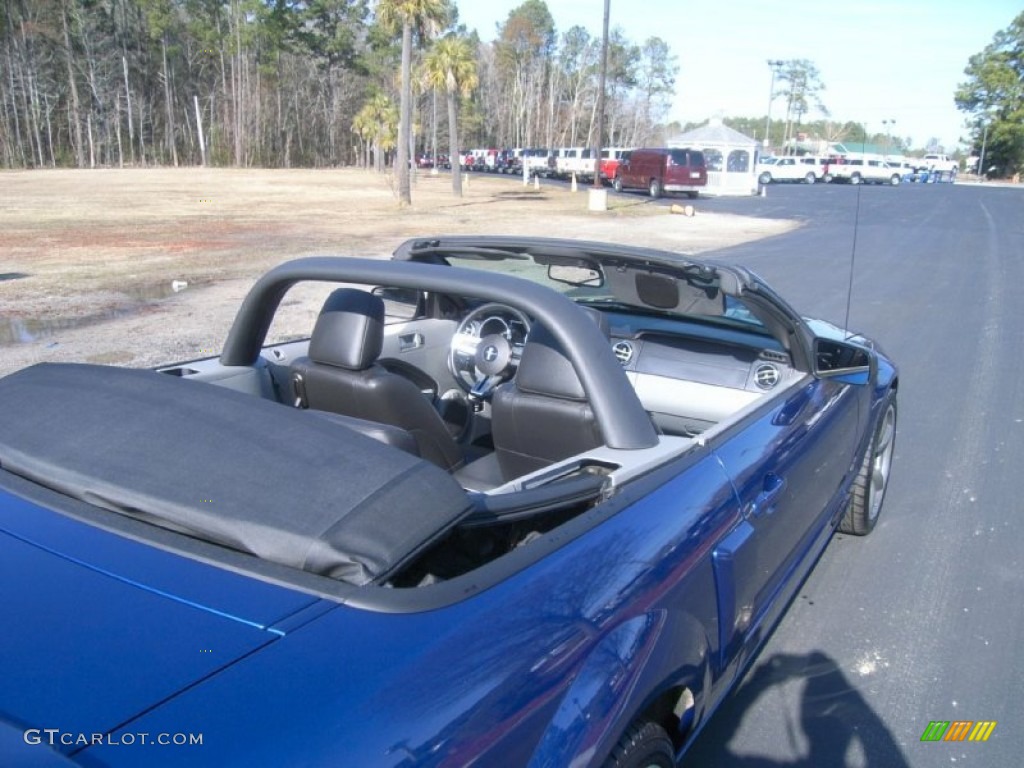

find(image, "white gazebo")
[668,119,759,196]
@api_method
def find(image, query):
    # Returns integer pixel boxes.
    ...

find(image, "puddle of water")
[118,281,184,301]
[0,272,30,282]
[1,281,194,346]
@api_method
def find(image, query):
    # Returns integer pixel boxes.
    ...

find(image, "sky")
[455,0,1021,152]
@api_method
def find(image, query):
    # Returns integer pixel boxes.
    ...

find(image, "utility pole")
[592,0,611,190]
[764,60,784,154]
[978,119,990,181]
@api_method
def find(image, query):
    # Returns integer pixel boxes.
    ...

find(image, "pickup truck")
[757,156,827,184]
[923,153,959,174]
[552,147,596,180]
[521,148,553,177]
[828,156,903,185]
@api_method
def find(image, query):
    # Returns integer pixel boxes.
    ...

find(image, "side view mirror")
[813,338,871,385]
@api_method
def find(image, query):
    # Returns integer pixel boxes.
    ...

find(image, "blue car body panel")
[0,490,318,758]
[0,490,318,629]
[4,385,879,766]
[2,451,736,766]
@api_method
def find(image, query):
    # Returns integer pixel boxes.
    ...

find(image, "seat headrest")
[515,307,609,401]
[308,289,385,370]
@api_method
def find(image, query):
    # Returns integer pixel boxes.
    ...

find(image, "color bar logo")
[921,720,997,742]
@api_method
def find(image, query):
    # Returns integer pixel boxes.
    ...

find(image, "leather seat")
[290,289,464,471]
[488,308,609,480]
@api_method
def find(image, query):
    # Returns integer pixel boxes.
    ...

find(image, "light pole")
[881,119,895,157]
[764,60,784,153]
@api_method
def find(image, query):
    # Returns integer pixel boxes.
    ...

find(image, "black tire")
[649,178,662,199]
[889,174,901,186]
[613,177,623,193]
[805,172,816,184]
[686,190,698,199]
[758,171,772,185]
[603,720,674,768]
[839,393,897,535]
[823,173,833,183]
[849,172,862,185]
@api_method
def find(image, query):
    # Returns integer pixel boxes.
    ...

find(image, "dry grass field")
[0,168,796,375]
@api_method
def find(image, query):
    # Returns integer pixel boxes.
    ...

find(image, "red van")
[612,147,707,198]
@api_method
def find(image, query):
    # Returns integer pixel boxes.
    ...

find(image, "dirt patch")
[0,168,797,376]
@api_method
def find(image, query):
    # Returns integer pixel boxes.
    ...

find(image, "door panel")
[711,377,861,656]
[380,318,459,393]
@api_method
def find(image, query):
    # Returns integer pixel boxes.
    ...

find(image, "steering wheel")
[448,303,531,403]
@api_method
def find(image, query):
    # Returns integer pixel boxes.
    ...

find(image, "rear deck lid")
[0,488,320,757]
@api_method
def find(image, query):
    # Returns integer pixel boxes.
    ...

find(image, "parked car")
[554,147,596,180]
[886,160,929,183]
[545,147,561,176]
[493,148,522,175]
[757,155,827,184]
[923,153,958,175]
[476,149,499,172]
[1,236,898,767]
[599,147,630,182]
[521,147,553,177]
[613,147,708,198]
[821,154,846,182]
[828,154,903,185]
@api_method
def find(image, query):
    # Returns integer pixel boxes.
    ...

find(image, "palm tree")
[355,92,398,172]
[423,36,478,197]
[351,108,375,168]
[376,0,449,205]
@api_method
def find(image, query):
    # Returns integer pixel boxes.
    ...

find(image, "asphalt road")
[672,183,1024,767]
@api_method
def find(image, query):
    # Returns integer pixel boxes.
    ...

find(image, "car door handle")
[748,473,786,518]
[398,333,423,352]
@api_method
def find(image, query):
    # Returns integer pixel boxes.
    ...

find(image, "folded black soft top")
[0,363,472,585]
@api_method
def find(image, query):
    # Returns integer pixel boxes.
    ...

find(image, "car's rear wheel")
[850,172,862,185]
[823,173,833,183]
[805,172,816,184]
[603,720,674,768]
[649,178,662,198]
[758,171,771,185]
[889,174,901,186]
[613,177,623,193]
[839,393,897,535]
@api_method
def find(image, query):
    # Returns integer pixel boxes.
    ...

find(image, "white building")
[668,119,759,196]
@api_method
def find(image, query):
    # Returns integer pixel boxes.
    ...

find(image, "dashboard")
[448,302,798,436]
[608,329,797,434]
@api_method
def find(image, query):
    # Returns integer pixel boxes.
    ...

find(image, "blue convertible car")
[0,237,897,767]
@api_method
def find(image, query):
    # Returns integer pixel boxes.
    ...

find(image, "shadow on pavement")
[683,651,909,768]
